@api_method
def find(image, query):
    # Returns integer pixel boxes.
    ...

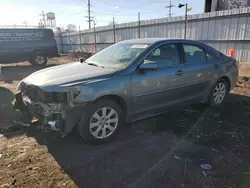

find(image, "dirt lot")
[0,59,250,188]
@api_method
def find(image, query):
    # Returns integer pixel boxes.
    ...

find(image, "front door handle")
[176,70,185,76]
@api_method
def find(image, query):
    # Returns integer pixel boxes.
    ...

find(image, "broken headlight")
[54,92,67,103]
[41,92,67,103]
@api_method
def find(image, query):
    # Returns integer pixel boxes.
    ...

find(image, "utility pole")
[184,3,188,39]
[138,12,141,39]
[178,3,188,39]
[79,25,82,51]
[113,17,116,43]
[93,21,97,52]
[23,20,28,28]
[87,0,92,29]
[166,1,174,18]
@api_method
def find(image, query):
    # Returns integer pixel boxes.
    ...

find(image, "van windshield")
[85,43,148,69]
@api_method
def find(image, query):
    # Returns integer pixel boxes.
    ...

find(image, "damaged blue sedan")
[14,38,238,143]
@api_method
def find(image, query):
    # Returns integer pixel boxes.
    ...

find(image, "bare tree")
[66,24,77,32]
[55,26,65,34]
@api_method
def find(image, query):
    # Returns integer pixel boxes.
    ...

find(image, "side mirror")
[139,61,159,71]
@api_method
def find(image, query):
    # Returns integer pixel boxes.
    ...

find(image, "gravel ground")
[0,59,250,188]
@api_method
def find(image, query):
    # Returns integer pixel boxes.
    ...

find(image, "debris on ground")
[174,155,181,160]
[200,164,212,170]
[211,148,218,152]
[202,170,207,177]
[220,145,234,155]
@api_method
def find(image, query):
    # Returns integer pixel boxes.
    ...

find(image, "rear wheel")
[30,53,48,66]
[78,99,123,143]
[209,79,228,106]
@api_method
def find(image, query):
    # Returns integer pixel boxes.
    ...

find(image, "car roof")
[120,38,200,44]
[120,38,222,58]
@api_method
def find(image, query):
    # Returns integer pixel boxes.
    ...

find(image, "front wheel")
[209,79,228,106]
[30,53,48,66]
[78,99,123,143]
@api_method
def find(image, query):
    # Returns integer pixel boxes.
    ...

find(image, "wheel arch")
[218,76,231,92]
[96,94,128,119]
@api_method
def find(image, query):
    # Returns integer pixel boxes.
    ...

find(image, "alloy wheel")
[89,107,119,139]
[213,82,226,104]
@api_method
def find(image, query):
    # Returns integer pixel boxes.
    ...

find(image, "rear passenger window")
[183,44,206,63]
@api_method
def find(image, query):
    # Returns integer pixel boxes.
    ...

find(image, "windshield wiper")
[87,63,104,68]
[87,63,98,67]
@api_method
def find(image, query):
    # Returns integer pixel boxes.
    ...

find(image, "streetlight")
[178,3,188,39]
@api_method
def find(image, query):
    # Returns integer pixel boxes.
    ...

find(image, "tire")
[78,99,124,144]
[209,79,228,106]
[30,52,48,66]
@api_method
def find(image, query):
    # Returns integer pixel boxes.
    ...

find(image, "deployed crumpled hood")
[23,62,117,88]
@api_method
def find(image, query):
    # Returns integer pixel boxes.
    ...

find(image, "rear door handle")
[176,70,185,76]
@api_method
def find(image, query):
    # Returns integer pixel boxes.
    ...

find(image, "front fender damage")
[63,106,86,135]
[13,90,88,136]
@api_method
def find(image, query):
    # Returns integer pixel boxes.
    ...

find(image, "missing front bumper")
[14,92,65,131]
[13,92,83,135]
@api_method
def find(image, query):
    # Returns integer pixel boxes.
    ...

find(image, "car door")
[176,42,221,101]
[131,43,184,115]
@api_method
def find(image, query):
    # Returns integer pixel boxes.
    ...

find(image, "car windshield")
[85,43,149,69]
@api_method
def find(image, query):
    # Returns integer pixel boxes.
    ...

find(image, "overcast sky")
[0,0,205,29]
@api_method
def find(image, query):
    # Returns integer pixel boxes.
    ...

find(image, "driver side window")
[145,44,180,67]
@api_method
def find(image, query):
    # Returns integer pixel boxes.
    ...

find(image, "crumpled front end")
[13,82,84,135]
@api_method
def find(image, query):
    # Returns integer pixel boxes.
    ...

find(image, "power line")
[53,0,180,28]
[91,5,159,15]
[93,0,169,7]
[93,12,136,17]
[56,4,81,14]
[91,5,134,15]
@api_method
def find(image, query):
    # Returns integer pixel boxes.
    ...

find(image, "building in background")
[205,0,250,12]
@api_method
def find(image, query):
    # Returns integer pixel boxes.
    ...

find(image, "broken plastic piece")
[200,164,212,170]
[12,120,31,127]
[48,121,60,131]
[174,155,180,160]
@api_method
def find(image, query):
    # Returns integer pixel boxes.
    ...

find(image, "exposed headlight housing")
[54,92,67,103]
